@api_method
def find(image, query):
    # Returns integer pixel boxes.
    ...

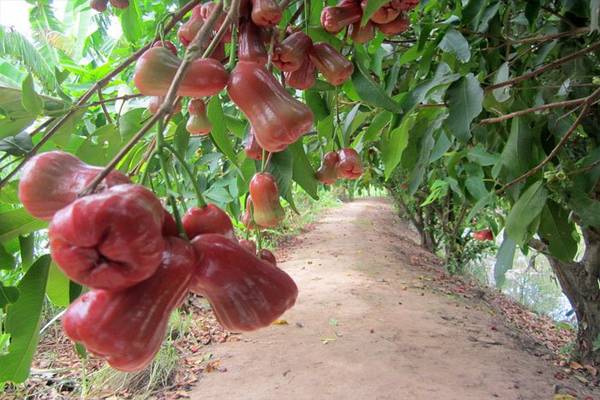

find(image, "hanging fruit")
[18,151,130,221]
[227,61,314,152]
[272,31,313,73]
[242,195,258,230]
[186,99,212,135]
[90,0,108,12]
[49,184,166,290]
[336,148,363,180]
[133,47,228,98]
[62,237,195,372]
[250,0,282,27]
[190,234,297,332]
[376,14,409,36]
[321,0,363,34]
[362,0,401,24]
[238,20,268,64]
[178,5,203,47]
[148,96,182,115]
[309,43,354,86]
[182,204,236,240]
[316,151,341,185]
[249,172,285,228]
[349,20,375,43]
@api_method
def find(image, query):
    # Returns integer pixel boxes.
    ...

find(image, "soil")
[189,198,598,400]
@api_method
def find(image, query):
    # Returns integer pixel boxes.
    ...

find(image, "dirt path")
[190,199,596,400]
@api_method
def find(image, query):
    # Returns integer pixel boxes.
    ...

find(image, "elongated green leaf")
[499,117,534,179]
[539,201,579,262]
[207,97,238,165]
[0,255,50,384]
[381,113,414,179]
[266,149,297,212]
[289,140,319,200]
[0,208,47,243]
[364,111,392,142]
[21,74,42,116]
[505,181,547,245]
[120,1,143,43]
[0,283,19,308]
[445,74,483,142]
[495,233,516,288]
[46,262,70,307]
[351,62,403,113]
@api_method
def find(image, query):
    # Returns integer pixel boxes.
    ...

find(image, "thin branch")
[485,41,600,92]
[496,87,600,194]
[478,97,588,125]
[96,89,113,124]
[80,1,237,195]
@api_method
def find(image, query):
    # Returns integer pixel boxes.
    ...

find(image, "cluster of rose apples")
[18,151,298,372]
[322,0,419,42]
[90,0,129,12]
[316,148,364,185]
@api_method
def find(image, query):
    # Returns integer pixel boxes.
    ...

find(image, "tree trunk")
[547,227,600,364]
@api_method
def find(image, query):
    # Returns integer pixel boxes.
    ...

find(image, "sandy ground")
[190,199,597,400]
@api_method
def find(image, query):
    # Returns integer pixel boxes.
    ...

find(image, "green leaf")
[20,74,43,116]
[46,262,70,307]
[0,255,50,384]
[438,29,471,63]
[0,283,19,308]
[0,131,33,156]
[539,201,579,262]
[0,208,47,243]
[498,117,534,179]
[207,97,237,166]
[289,140,319,200]
[495,233,516,288]
[360,0,390,26]
[364,111,392,142]
[120,1,143,43]
[568,192,600,228]
[592,0,600,31]
[505,180,547,245]
[381,113,414,179]
[0,243,15,270]
[445,74,483,142]
[351,62,403,113]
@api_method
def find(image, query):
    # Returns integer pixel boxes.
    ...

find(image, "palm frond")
[0,25,58,92]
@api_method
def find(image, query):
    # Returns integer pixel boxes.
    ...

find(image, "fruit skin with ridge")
[49,184,166,290]
[186,99,212,136]
[182,204,235,240]
[152,40,177,55]
[320,0,363,33]
[249,172,285,228]
[62,237,195,372]
[316,151,340,185]
[336,148,363,180]
[284,58,316,90]
[238,20,268,64]
[133,47,228,98]
[227,61,314,152]
[190,234,298,332]
[309,43,354,86]
[272,31,313,73]
[250,0,282,27]
[18,151,130,221]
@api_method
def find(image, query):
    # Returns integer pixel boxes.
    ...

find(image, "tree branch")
[485,41,600,92]
[479,97,588,125]
[496,87,600,194]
